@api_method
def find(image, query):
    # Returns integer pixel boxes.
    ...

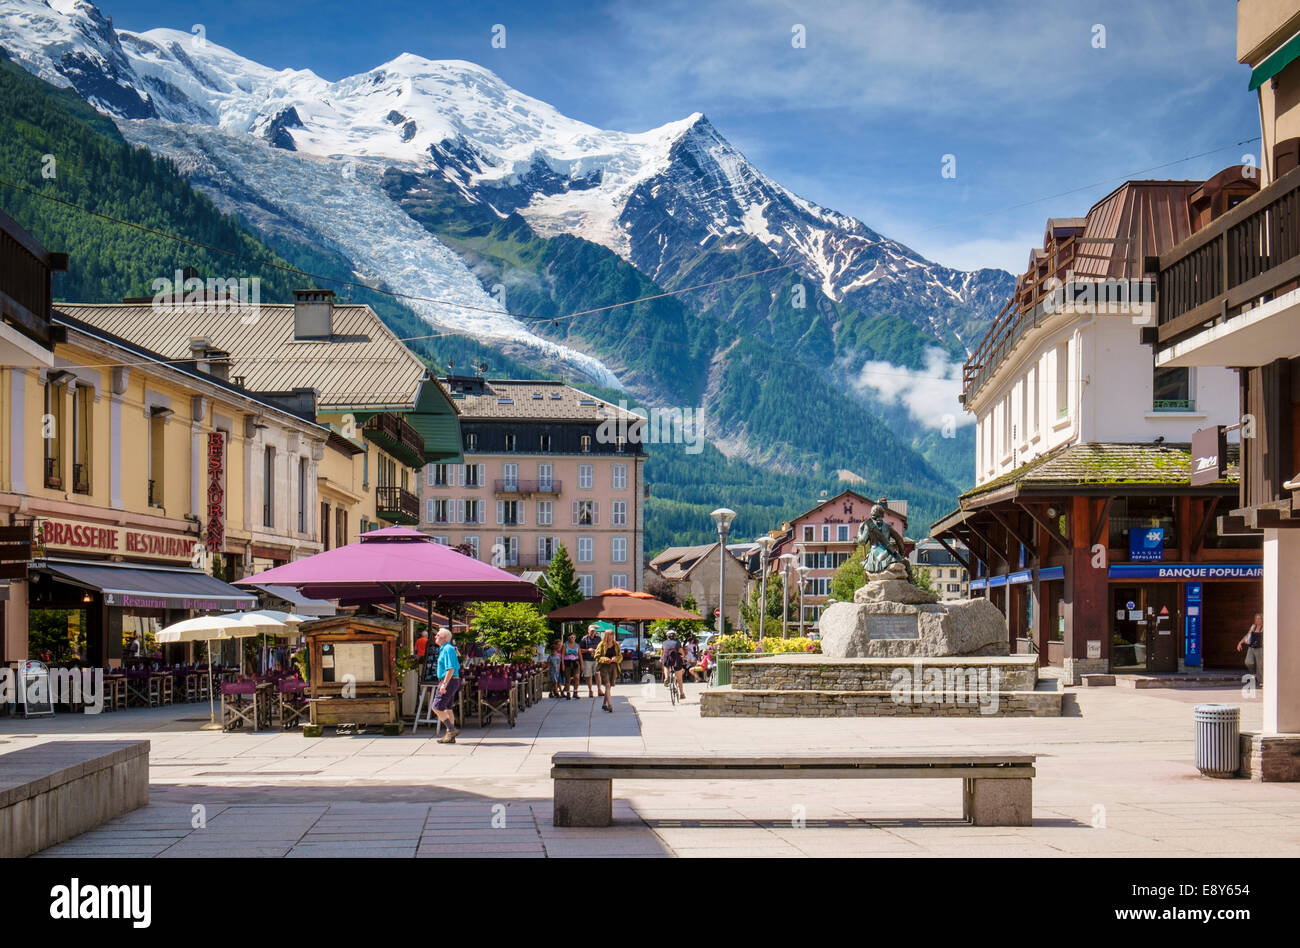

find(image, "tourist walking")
[563,633,582,698]
[548,640,564,697]
[580,624,601,698]
[1237,613,1265,688]
[594,629,621,712]
[431,628,462,744]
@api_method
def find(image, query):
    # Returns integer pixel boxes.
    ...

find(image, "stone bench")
[0,741,150,857]
[551,751,1034,827]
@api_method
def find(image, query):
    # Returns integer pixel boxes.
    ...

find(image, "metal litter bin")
[1194,704,1240,777]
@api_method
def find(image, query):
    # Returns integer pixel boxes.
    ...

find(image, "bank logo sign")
[1129,527,1164,562]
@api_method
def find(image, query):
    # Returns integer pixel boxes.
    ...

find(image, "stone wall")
[1240,731,1300,782]
[0,740,150,858]
[1061,658,1108,686]
[730,655,1039,692]
[701,686,1062,718]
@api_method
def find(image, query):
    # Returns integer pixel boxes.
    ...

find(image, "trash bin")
[1194,704,1241,777]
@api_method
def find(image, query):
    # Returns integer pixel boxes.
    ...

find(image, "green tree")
[538,542,583,636]
[912,566,936,594]
[469,602,551,661]
[830,546,868,603]
[739,573,798,632]
[648,593,709,643]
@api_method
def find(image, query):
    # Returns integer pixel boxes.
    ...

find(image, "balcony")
[44,456,61,489]
[493,479,562,496]
[495,552,551,570]
[72,462,89,494]
[376,485,420,525]
[1152,164,1300,359]
[363,412,426,468]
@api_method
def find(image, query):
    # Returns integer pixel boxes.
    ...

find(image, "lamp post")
[755,536,775,641]
[779,552,797,637]
[710,508,737,640]
[796,564,812,636]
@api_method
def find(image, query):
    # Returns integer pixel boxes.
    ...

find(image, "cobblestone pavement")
[3,680,1298,857]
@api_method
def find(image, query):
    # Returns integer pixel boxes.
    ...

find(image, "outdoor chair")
[220,680,258,731]
[476,673,517,728]
[104,677,126,712]
[278,679,309,730]
[159,675,174,705]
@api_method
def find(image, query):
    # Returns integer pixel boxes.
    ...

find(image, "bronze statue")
[857,504,913,582]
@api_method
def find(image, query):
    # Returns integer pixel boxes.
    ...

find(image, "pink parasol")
[234,526,540,604]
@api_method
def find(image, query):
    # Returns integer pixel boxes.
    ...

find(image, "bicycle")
[664,668,681,705]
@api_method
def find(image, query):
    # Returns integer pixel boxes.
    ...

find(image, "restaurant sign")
[36,517,199,564]
[205,431,225,552]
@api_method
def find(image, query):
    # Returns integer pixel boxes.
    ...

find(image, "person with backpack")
[1237,613,1265,688]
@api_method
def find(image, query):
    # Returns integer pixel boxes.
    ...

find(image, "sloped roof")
[1071,180,1201,281]
[443,378,642,422]
[961,441,1241,506]
[57,301,429,410]
[788,488,908,529]
[648,541,750,581]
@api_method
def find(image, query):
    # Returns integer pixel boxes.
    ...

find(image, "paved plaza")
[3,682,1299,858]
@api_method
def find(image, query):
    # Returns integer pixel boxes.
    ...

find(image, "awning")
[248,583,336,616]
[1250,30,1300,91]
[37,562,256,610]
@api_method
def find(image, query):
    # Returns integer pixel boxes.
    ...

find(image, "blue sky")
[102,0,1260,275]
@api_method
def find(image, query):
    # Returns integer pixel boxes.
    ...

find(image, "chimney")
[293,288,335,340]
[188,336,232,381]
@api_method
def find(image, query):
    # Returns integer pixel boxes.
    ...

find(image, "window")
[1029,365,1040,434]
[1002,394,1012,455]
[539,434,551,452]
[497,499,523,526]
[69,384,92,493]
[362,448,369,488]
[537,462,553,491]
[336,508,347,546]
[432,535,449,545]
[1055,342,1069,419]
[503,462,519,490]
[504,433,517,452]
[432,463,450,487]
[149,407,168,507]
[321,502,331,549]
[465,463,481,488]
[464,499,482,524]
[465,432,478,452]
[611,500,627,526]
[837,524,849,542]
[298,457,308,533]
[1108,496,1178,550]
[822,524,831,542]
[43,379,65,489]
[578,573,594,597]
[262,446,274,526]
[578,464,593,489]
[1153,366,1193,412]
[577,537,594,563]
[802,525,814,542]
[537,500,553,526]
[611,536,628,563]
[612,463,627,489]
[431,499,453,524]
[610,573,629,590]
[580,434,592,453]
[573,499,597,526]
[537,535,556,565]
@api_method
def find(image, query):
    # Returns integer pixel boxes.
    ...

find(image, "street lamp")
[710,507,737,639]
[755,536,775,641]
[796,564,812,636]
[779,552,798,637]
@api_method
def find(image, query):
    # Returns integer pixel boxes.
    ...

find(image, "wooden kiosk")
[302,615,401,727]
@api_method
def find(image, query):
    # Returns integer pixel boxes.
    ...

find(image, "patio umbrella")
[547,589,704,679]
[156,613,269,729]
[234,526,541,606]
[229,610,308,674]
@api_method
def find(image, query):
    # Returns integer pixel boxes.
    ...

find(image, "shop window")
[1108,496,1178,550]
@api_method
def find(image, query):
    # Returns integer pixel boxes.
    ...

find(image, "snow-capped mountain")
[0,0,1013,351]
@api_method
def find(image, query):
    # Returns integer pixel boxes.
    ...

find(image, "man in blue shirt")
[432,628,461,743]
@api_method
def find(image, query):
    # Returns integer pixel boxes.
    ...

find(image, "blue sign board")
[1184,581,1203,667]
[1108,564,1262,580]
[1129,527,1165,562]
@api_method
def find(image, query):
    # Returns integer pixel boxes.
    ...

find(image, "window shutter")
[425,498,435,523]
[517,501,525,526]
[593,501,599,525]
[571,500,579,525]
[496,500,504,525]
[458,464,465,486]
[455,499,464,523]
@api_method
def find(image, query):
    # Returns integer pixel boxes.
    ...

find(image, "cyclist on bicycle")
[661,630,686,698]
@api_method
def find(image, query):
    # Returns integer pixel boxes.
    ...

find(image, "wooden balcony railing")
[1155,165,1300,349]
[362,412,427,468]
[376,485,420,525]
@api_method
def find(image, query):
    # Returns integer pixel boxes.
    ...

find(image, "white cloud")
[852,347,972,428]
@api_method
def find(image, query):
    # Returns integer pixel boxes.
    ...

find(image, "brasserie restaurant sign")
[37,517,198,563]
